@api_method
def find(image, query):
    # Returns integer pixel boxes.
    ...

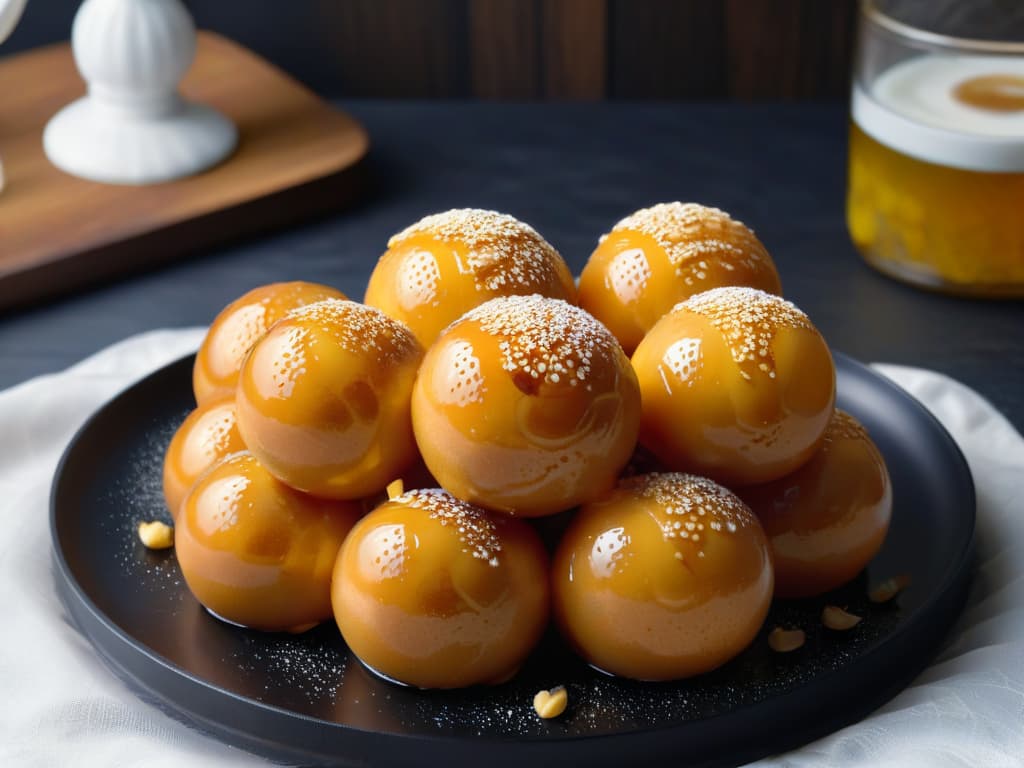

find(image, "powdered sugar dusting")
[462,295,617,390]
[622,472,754,543]
[397,489,502,566]
[605,203,772,288]
[285,299,420,362]
[387,209,567,294]
[676,287,814,380]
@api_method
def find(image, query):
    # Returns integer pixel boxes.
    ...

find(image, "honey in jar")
[848,55,1024,295]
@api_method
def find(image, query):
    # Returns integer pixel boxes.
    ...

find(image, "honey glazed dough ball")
[162,395,246,519]
[412,294,641,517]
[364,209,577,348]
[553,473,773,681]
[236,299,424,500]
[578,203,782,355]
[176,452,362,633]
[332,488,550,689]
[632,286,835,486]
[193,281,347,405]
[738,410,893,599]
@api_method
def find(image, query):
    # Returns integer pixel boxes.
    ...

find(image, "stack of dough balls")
[161,205,892,692]
[166,282,419,633]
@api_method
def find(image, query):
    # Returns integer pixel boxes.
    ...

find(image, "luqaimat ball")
[162,395,246,519]
[176,452,362,632]
[193,281,346,404]
[364,209,577,348]
[235,299,423,500]
[332,488,549,688]
[552,472,773,680]
[738,410,892,598]
[412,295,640,517]
[632,287,835,486]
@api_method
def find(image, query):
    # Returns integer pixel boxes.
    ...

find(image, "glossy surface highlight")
[412,296,640,517]
[553,473,774,681]
[176,452,362,632]
[162,395,246,519]
[193,281,346,404]
[739,410,893,598]
[332,489,550,688]
[235,299,423,500]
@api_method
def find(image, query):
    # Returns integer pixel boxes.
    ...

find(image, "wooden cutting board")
[0,32,369,311]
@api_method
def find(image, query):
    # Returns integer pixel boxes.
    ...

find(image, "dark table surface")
[1,102,1022,430]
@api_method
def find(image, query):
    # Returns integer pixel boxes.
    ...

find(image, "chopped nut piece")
[138,520,174,550]
[768,626,806,652]
[822,605,862,630]
[533,686,568,719]
[869,574,911,604]
[386,478,405,500]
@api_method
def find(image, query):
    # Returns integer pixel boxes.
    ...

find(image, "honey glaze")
[193,281,346,404]
[175,452,362,633]
[412,294,640,517]
[365,209,576,348]
[331,489,549,689]
[235,299,424,500]
[632,287,835,486]
[162,395,245,519]
[738,410,893,599]
[552,473,773,681]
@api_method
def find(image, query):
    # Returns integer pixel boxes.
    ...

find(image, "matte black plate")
[51,352,975,767]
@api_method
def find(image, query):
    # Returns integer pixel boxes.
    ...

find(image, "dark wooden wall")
[5,0,858,100]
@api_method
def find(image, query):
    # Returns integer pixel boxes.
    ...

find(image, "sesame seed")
[395,489,503,566]
[285,299,421,363]
[387,209,568,294]
[460,295,621,387]
[605,203,772,284]
[673,287,816,379]
[619,473,755,548]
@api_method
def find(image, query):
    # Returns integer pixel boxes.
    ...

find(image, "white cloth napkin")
[0,330,1020,767]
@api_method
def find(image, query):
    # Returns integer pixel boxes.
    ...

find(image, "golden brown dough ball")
[412,295,640,517]
[193,281,346,405]
[579,203,782,354]
[162,395,246,519]
[553,473,773,681]
[632,287,835,486]
[332,488,549,688]
[235,299,423,500]
[176,452,362,632]
[364,209,577,348]
[738,410,892,598]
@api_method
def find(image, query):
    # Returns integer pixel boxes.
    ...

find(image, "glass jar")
[847,0,1024,296]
